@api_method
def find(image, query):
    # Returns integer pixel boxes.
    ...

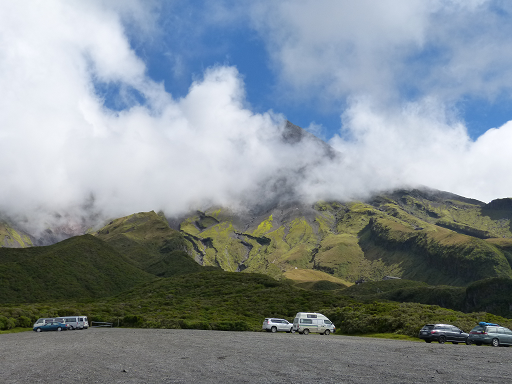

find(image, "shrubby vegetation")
[323,302,511,337]
[1,271,510,337]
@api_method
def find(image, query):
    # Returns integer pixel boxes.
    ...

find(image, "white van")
[292,312,335,335]
[33,318,57,328]
[55,316,89,330]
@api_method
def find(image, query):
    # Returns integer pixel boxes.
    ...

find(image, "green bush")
[16,315,32,328]
[0,316,16,330]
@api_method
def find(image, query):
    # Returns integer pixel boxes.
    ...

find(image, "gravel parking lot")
[1,328,511,383]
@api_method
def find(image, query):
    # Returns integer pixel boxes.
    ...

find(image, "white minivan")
[33,318,57,328]
[292,312,335,335]
[55,316,89,330]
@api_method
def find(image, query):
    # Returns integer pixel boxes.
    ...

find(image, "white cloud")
[0,2,332,233]
[250,0,512,103]
[1,0,512,238]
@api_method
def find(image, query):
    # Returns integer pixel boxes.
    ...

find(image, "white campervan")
[292,312,335,335]
[56,316,89,330]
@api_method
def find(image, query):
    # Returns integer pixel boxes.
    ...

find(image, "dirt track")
[1,328,511,383]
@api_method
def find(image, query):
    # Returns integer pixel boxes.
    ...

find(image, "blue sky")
[121,0,512,141]
[2,0,512,229]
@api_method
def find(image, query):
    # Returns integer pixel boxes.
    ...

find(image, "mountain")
[173,188,512,286]
[0,235,155,303]
[1,121,512,289]
[0,222,33,248]
[2,188,512,288]
[93,211,214,277]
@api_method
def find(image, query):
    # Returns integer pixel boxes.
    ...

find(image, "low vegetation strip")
[0,271,510,337]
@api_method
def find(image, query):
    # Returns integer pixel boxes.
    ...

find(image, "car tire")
[290,328,294,333]
[303,329,309,335]
[57,327,62,332]
[438,336,446,344]
[466,339,472,345]
[492,338,500,347]
[271,326,277,333]
[324,330,330,336]
[36,328,42,332]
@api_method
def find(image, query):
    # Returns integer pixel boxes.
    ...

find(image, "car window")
[324,320,332,325]
[301,319,313,324]
[306,314,317,318]
[487,327,498,333]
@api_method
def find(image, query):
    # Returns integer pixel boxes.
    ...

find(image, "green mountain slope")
[0,222,33,248]
[175,189,512,286]
[0,235,156,303]
[93,211,208,277]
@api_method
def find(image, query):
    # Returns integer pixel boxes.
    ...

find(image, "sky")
[1,0,512,233]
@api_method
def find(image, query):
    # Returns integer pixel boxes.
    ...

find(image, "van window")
[324,320,332,325]
[301,319,313,324]
[306,314,317,318]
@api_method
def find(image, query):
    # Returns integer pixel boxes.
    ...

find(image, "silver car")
[262,318,293,333]
[468,322,512,347]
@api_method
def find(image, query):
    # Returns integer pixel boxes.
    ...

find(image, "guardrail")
[91,321,113,328]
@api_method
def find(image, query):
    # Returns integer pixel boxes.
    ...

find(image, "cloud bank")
[1,1,512,235]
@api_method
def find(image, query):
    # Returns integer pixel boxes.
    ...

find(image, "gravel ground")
[1,328,511,383]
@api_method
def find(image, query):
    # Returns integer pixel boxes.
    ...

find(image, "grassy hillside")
[464,277,512,318]
[339,276,512,320]
[2,188,512,293]
[94,211,207,277]
[284,268,351,290]
[0,235,156,303]
[0,222,33,248]
[175,189,512,286]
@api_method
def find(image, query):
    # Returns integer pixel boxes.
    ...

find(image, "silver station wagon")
[468,322,512,347]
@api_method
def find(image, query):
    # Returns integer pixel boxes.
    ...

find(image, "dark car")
[33,321,69,332]
[467,322,512,347]
[418,324,469,344]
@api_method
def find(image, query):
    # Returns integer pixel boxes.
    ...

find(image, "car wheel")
[303,329,309,335]
[290,328,294,333]
[324,330,330,336]
[466,339,472,345]
[492,338,500,347]
[36,328,42,332]
[425,340,431,343]
[438,336,446,344]
[57,327,62,332]
[271,326,277,333]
